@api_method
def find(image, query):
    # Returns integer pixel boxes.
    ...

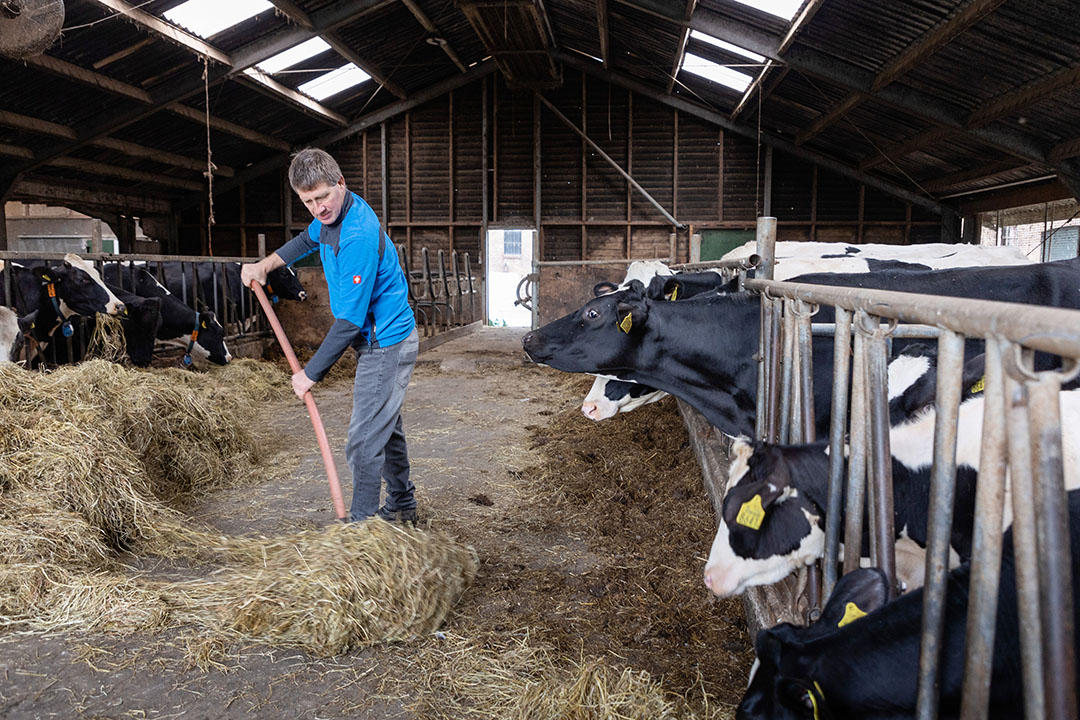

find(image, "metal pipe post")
[960,335,1009,720]
[1004,370,1045,720]
[865,317,897,599]
[916,329,965,720]
[842,326,868,576]
[1027,370,1077,720]
[756,216,776,281]
[823,307,852,601]
[779,301,796,444]
[795,299,816,443]
[768,297,783,442]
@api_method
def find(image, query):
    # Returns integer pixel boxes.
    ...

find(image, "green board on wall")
[700,229,756,261]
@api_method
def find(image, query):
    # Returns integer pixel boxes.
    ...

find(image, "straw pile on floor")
[0,360,476,654]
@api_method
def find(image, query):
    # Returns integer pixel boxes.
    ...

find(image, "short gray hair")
[289,148,344,192]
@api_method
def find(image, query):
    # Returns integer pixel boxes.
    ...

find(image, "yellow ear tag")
[618,312,633,333]
[735,494,765,530]
[969,376,985,394]
[201,320,208,329]
[669,284,679,301]
[838,601,868,628]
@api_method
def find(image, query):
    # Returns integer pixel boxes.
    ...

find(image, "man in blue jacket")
[241,149,419,524]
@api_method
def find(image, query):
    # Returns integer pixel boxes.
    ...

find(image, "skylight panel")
[299,64,371,101]
[681,53,753,93]
[689,31,765,62]
[163,0,272,39]
[728,0,803,21]
[257,38,332,75]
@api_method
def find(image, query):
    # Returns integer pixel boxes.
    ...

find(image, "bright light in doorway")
[163,0,272,39]
[298,64,371,100]
[689,31,765,62]
[728,0,804,21]
[257,37,332,75]
[681,53,753,92]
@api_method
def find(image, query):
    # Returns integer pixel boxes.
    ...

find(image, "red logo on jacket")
[352,275,362,284]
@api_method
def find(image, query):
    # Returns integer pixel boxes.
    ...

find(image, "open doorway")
[485,228,534,327]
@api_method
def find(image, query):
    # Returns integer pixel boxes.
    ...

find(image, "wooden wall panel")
[494,82,534,223]
[365,128,385,223]
[411,96,450,221]
[771,154,813,222]
[585,226,625,259]
[540,72,583,221]
[453,85,483,223]
[630,102,674,222]
[387,117,408,222]
[629,229,671,258]
[584,83,628,221]
[543,226,581,261]
[721,132,758,221]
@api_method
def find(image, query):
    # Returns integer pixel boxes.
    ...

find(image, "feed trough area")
[0,328,751,719]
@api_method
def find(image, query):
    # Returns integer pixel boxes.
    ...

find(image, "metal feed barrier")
[2,246,480,366]
[747,218,1079,720]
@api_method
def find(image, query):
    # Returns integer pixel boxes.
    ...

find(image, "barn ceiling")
[2,0,1079,218]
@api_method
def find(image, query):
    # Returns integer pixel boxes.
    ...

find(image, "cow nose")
[116,302,126,315]
[703,566,733,597]
[521,332,538,352]
[582,403,598,420]
[298,291,307,301]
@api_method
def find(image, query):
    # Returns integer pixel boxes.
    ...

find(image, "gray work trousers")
[346,327,419,521]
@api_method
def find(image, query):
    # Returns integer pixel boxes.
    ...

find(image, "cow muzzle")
[108,300,126,315]
[298,291,307,301]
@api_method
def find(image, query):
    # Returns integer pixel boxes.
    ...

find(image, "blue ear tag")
[183,353,193,366]
[271,294,279,304]
[61,321,74,338]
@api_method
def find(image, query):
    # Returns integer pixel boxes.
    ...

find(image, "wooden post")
[581,70,587,259]
[857,184,865,243]
[0,200,9,251]
[449,89,455,254]
[533,92,542,259]
[906,203,913,244]
[673,108,679,221]
[239,181,247,256]
[717,128,724,221]
[381,121,389,241]
[811,166,818,242]
[492,77,498,224]
[481,76,489,255]
[405,111,412,263]
[362,129,368,199]
[257,233,266,258]
[283,168,293,242]
[90,218,103,253]
[626,90,632,258]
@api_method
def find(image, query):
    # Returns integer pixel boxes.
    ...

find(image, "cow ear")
[18,310,38,333]
[614,298,648,334]
[962,353,987,396]
[662,277,681,300]
[201,310,216,327]
[810,568,889,638]
[593,281,619,297]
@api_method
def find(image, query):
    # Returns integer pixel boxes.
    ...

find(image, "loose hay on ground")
[0,360,476,654]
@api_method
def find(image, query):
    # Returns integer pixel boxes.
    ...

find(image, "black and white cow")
[526,257,1080,438]
[158,261,306,319]
[737,490,1080,720]
[0,306,35,364]
[703,349,1080,597]
[102,263,231,365]
[580,246,1032,422]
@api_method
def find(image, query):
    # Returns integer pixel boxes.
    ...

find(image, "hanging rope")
[202,55,215,256]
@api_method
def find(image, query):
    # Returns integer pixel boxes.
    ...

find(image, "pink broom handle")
[250,281,347,521]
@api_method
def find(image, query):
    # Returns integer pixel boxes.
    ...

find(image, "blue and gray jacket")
[276,191,415,381]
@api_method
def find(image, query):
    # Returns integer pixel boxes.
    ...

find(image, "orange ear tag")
[618,312,633,333]
[736,494,765,530]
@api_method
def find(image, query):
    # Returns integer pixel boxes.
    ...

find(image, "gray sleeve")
[275,231,318,266]
[304,318,362,382]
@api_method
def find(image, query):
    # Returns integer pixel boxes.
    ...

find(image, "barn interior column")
[0,199,8,251]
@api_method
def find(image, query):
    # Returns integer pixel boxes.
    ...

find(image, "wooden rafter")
[1050,136,1080,163]
[49,157,203,191]
[922,160,1030,193]
[399,0,468,73]
[666,0,698,94]
[795,0,1006,147]
[858,128,952,171]
[90,0,350,125]
[165,104,291,152]
[967,62,1080,128]
[597,0,610,69]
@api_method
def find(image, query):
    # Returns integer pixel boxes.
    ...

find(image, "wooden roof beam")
[967,63,1080,128]
[859,128,952,171]
[0,144,34,160]
[165,104,291,152]
[267,0,408,97]
[48,157,203,192]
[1050,136,1080,163]
[666,0,698,94]
[615,0,1052,168]
[12,179,173,214]
[790,0,1005,149]
[5,1,392,187]
[597,0,610,69]
[90,0,350,125]
[922,160,1030,193]
[399,0,468,73]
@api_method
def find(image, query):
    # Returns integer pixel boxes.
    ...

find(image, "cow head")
[522,281,649,373]
[35,255,125,316]
[266,265,307,302]
[188,310,231,365]
[120,296,161,367]
[0,306,24,363]
[581,376,666,420]
[737,569,888,720]
[704,441,826,597]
